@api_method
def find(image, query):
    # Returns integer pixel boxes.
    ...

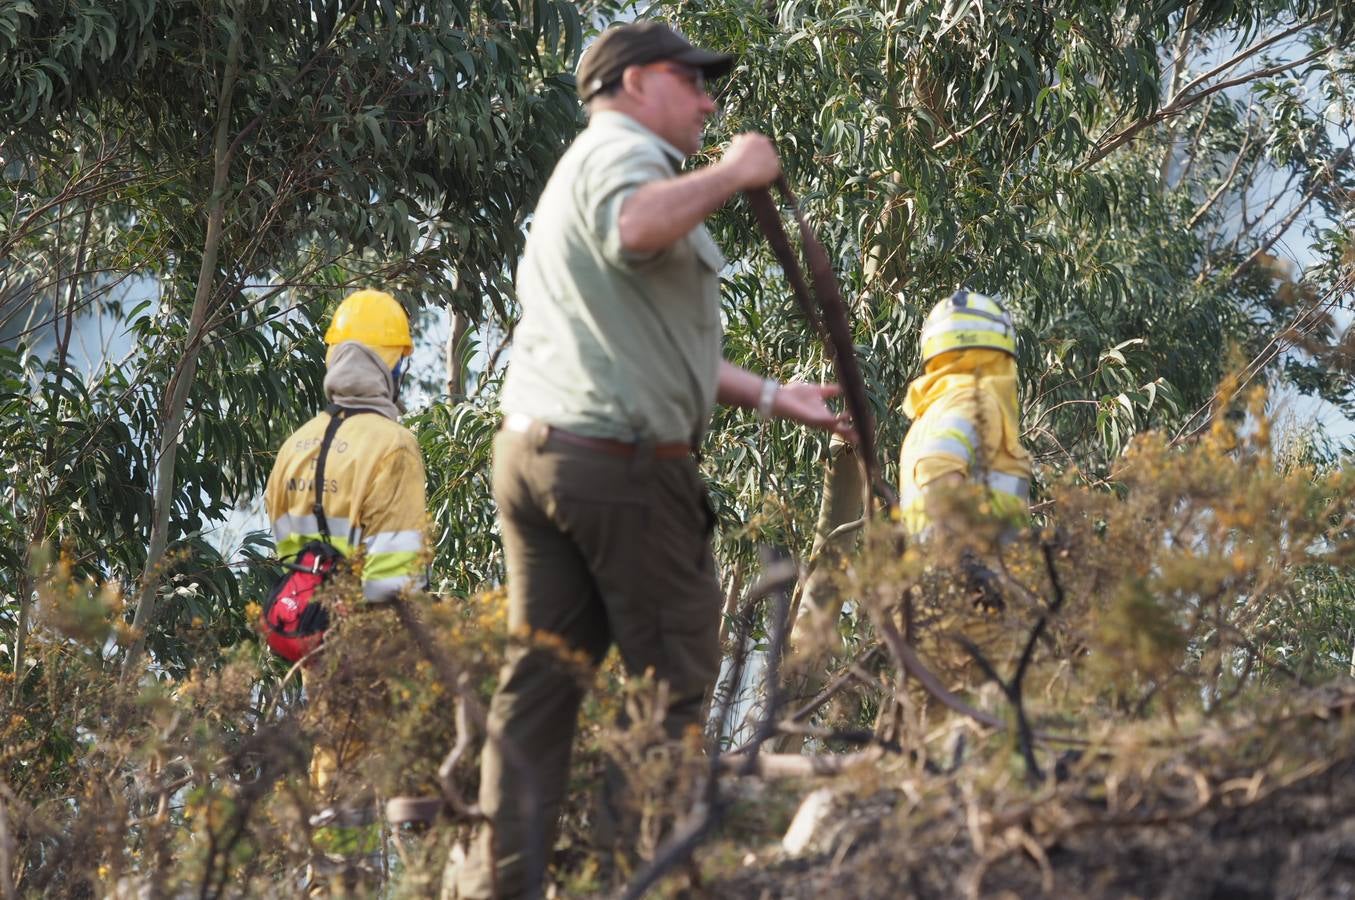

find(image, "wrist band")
[756,378,779,421]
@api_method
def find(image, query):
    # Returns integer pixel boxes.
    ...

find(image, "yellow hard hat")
[919,290,1017,364]
[325,289,413,355]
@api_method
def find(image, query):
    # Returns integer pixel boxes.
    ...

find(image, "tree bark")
[775,438,866,752]
[446,309,469,397]
[787,438,865,640]
[1158,3,1197,191]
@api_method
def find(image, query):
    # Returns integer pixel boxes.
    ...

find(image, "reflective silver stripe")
[916,436,973,461]
[985,471,1029,500]
[950,305,1011,328]
[364,529,425,555]
[922,318,1009,337]
[902,473,1026,501]
[362,574,424,602]
[929,415,980,449]
[271,513,359,546]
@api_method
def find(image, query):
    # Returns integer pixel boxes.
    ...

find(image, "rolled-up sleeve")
[579,140,675,267]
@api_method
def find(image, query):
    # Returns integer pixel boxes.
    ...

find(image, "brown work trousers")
[454,423,722,899]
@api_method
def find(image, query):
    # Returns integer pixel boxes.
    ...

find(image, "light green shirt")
[500,110,726,443]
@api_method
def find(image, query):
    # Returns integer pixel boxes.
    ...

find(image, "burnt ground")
[692,704,1355,900]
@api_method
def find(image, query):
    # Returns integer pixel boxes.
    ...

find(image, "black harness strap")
[312,404,382,544]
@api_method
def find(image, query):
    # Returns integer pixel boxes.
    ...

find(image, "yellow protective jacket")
[264,344,429,601]
[898,349,1032,537]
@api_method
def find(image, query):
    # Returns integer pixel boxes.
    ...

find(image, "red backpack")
[260,406,374,663]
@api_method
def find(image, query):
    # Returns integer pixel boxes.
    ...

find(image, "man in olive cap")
[450,19,853,900]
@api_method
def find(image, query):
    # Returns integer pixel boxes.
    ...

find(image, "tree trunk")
[124,12,245,675]
[446,309,469,397]
[12,535,38,703]
[1158,3,1197,191]
[787,439,865,640]
[775,438,865,752]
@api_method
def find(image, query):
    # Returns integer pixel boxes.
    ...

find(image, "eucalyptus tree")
[0,0,584,676]
[412,1,1355,619]
[642,1,1355,584]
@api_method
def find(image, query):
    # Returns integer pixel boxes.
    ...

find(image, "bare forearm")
[716,360,765,409]
[718,361,854,439]
[618,163,743,255]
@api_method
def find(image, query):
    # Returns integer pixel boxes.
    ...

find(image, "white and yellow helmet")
[919,289,1017,364]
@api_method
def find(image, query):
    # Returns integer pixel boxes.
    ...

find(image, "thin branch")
[874,607,1003,730]
[1085,23,1331,168]
[1171,266,1355,446]
[1237,168,1303,242]
[786,643,885,725]
[931,110,998,152]
[1229,149,1350,285]
[1188,125,1253,230]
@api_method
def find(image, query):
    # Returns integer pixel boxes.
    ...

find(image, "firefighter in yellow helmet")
[877,289,1037,716]
[782,291,1032,747]
[265,289,428,603]
[263,288,429,890]
[899,289,1031,542]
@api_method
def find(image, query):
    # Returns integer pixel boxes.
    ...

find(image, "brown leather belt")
[502,413,691,459]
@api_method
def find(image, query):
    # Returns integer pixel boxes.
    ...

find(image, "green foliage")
[0,0,585,311]
[676,0,1354,499]
[2,0,1355,894]
[0,0,586,670]
[415,396,504,596]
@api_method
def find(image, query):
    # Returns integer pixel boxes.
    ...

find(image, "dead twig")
[874,609,1003,730]
[616,550,798,900]
[720,747,885,778]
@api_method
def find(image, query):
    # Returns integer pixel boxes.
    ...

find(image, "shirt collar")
[588,110,686,169]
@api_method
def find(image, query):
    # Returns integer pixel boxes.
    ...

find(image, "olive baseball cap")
[577,22,734,102]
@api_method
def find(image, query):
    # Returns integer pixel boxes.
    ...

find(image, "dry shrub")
[0,567,520,897]
[5,381,1355,898]
[699,382,1355,897]
[0,565,674,897]
[803,379,1355,763]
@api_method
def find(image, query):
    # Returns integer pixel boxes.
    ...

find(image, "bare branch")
[1187,124,1252,229]
[1085,20,1331,168]
[719,747,884,778]
[1229,148,1350,285]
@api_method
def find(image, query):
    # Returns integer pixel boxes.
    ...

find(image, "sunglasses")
[650,63,707,94]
